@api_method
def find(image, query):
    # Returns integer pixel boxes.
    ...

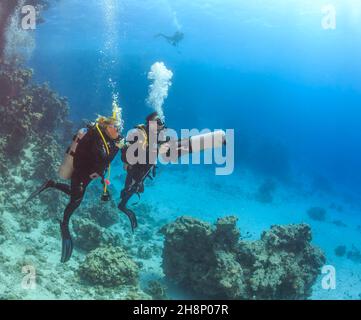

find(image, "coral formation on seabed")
[145,280,169,300]
[160,216,326,300]
[79,246,139,287]
[72,218,121,252]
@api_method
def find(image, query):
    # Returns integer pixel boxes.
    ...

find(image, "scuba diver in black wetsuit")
[155,31,184,47]
[25,112,125,263]
[118,112,166,231]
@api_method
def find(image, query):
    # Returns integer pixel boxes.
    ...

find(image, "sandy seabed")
[1,162,360,300]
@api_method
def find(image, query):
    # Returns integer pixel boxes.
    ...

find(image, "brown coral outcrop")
[160,216,326,300]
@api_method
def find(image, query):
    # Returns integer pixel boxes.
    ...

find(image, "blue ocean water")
[29,0,361,193]
[22,0,361,298]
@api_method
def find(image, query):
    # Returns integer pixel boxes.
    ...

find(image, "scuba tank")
[159,130,226,162]
[58,128,89,180]
[190,130,226,152]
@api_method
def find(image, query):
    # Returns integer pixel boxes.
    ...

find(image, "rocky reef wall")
[160,216,326,300]
[0,0,72,247]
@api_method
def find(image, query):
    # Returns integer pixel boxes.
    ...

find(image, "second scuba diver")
[118,112,166,231]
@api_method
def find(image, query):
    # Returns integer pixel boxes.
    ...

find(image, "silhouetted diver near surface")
[155,31,184,47]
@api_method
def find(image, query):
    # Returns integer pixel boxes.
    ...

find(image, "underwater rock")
[18,217,39,233]
[254,179,277,204]
[78,246,139,287]
[88,200,119,228]
[134,203,158,227]
[260,223,312,251]
[80,183,119,228]
[26,135,64,182]
[0,216,9,244]
[125,287,152,300]
[213,216,241,251]
[307,207,327,222]
[72,218,121,252]
[137,245,153,260]
[335,245,347,257]
[245,224,325,299]
[160,216,325,300]
[0,60,72,245]
[144,280,169,300]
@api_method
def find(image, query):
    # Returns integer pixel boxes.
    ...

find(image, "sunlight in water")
[100,0,124,119]
[102,0,120,57]
[4,0,35,62]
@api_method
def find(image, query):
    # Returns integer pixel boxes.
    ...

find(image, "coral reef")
[78,246,139,287]
[0,61,70,235]
[0,215,9,244]
[144,280,169,300]
[0,63,69,162]
[160,216,325,300]
[83,184,120,228]
[307,207,327,222]
[72,218,121,252]
[89,202,119,228]
[125,288,152,300]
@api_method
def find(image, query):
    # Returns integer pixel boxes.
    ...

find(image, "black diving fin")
[59,221,73,263]
[118,203,138,232]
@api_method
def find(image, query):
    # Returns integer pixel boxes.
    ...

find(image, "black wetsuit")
[59,125,118,228]
[32,125,119,262]
[118,125,158,230]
